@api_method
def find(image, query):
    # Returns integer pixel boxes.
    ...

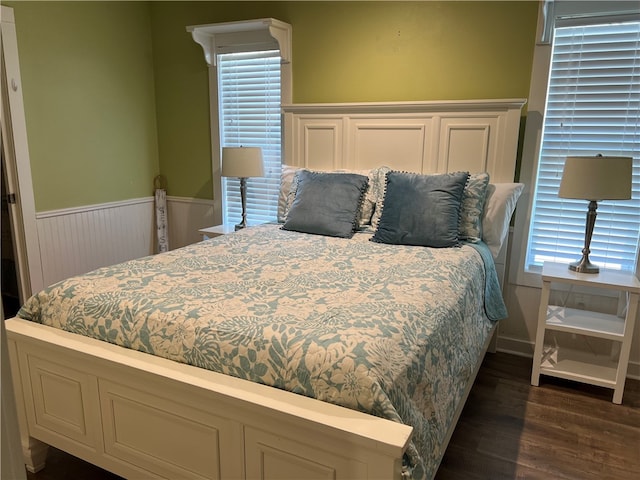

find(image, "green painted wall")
[9,1,537,207]
[292,1,538,102]
[151,1,537,200]
[8,1,159,211]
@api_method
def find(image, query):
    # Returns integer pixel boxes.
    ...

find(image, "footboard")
[6,318,411,480]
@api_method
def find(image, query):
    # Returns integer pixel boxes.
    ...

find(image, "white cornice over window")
[187,18,292,66]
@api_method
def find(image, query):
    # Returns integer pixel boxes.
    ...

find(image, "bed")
[6,99,526,480]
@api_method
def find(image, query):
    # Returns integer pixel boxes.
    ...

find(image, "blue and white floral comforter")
[18,224,506,480]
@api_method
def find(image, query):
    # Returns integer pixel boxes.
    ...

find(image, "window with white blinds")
[526,19,640,272]
[218,51,282,226]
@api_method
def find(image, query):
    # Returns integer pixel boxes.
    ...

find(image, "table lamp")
[558,155,633,273]
[221,146,264,230]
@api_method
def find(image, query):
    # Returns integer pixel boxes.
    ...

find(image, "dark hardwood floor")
[24,353,639,480]
[437,353,639,480]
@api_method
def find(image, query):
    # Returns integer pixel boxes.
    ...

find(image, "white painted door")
[1,5,43,300]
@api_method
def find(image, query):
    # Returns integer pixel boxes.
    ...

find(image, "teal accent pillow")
[283,167,387,228]
[372,171,469,247]
[459,172,490,243]
[282,170,369,238]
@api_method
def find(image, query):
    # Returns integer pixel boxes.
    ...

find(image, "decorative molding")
[36,197,153,219]
[283,99,527,115]
[166,195,215,206]
[351,121,429,172]
[302,123,342,170]
[187,18,292,66]
[440,122,491,173]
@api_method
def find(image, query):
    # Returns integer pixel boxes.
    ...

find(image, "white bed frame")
[6,99,525,480]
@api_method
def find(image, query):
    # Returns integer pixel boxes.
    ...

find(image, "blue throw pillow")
[372,171,469,247]
[282,170,369,238]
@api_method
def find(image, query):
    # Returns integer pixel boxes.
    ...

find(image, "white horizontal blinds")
[527,19,640,272]
[219,51,281,226]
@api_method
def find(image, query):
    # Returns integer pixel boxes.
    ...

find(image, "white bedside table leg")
[613,292,639,404]
[531,280,551,386]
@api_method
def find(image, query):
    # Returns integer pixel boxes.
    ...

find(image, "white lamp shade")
[559,155,632,201]
[221,147,264,178]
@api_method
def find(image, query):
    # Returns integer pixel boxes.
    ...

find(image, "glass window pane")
[218,51,282,226]
[527,20,640,272]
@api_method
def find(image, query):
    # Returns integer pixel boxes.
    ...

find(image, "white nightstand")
[198,224,236,240]
[531,261,640,404]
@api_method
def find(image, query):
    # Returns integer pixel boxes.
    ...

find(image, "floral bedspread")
[18,224,506,480]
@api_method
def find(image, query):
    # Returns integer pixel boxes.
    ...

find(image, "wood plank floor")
[25,352,639,480]
[436,353,639,479]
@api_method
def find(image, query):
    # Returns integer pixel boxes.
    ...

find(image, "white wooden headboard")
[283,99,526,183]
[283,99,527,289]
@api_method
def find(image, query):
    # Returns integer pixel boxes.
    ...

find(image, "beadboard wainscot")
[36,198,155,287]
[35,196,214,287]
[166,195,216,249]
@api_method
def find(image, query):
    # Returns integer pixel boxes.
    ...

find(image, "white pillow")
[482,182,524,258]
[278,165,301,222]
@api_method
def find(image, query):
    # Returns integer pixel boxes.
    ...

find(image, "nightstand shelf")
[539,344,618,388]
[545,306,625,340]
[531,261,640,404]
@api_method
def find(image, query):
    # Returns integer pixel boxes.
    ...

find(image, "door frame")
[1,5,43,300]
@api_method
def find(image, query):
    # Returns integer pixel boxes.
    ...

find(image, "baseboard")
[496,335,534,358]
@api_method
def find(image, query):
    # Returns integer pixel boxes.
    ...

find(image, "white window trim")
[510,1,640,289]
[187,18,292,225]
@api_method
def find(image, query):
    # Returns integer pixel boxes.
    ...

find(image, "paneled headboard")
[283,99,526,182]
[283,99,527,289]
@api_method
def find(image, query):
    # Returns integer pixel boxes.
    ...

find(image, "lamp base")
[568,200,599,274]
[235,177,248,231]
[568,256,599,274]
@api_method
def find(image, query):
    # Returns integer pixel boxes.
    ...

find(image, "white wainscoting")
[166,196,215,250]
[35,196,215,288]
[36,198,155,287]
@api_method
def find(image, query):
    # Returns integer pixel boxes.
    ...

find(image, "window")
[218,51,282,225]
[526,18,640,273]
[187,18,292,226]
